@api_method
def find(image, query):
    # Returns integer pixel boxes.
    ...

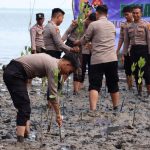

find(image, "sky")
[0,0,72,9]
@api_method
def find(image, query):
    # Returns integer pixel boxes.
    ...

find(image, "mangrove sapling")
[137,57,146,96]
[131,57,146,126]
[76,2,90,39]
[47,109,53,133]
[49,68,65,142]
[72,1,88,116]
[21,46,31,56]
[47,75,65,133]
[74,1,90,96]
[59,126,62,142]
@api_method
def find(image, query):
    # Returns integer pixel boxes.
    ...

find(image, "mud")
[0,69,150,150]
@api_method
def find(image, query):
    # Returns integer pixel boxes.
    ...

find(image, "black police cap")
[36,13,44,19]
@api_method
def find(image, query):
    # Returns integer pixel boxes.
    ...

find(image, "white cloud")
[0,0,72,9]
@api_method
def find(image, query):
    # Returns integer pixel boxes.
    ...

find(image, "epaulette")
[121,21,129,28]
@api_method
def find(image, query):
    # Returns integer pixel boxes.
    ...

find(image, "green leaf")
[84,5,90,16]
[138,70,144,78]
[53,69,59,85]
[79,2,85,12]
[131,62,137,73]
[76,1,89,38]
[140,71,144,77]
[20,46,31,56]
[138,57,146,68]
[49,95,56,99]
[28,47,32,52]
[138,78,142,84]
[21,51,24,56]
[42,77,47,91]
[58,91,63,97]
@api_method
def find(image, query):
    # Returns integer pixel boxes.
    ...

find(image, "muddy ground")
[0,69,150,150]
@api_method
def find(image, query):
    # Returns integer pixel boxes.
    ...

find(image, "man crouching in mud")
[3,52,79,143]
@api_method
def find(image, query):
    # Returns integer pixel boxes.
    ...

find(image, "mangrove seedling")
[76,1,90,38]
[131,57,146,126]
[137,57,146,96]
[21,46,31,56]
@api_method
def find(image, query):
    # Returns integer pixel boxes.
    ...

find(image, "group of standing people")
[121,5,150,95]
[3,4,150,143]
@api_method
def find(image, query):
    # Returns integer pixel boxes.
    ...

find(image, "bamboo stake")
[47,109,54,133]
[59,127,62,142]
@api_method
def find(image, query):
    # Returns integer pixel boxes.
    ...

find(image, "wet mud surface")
[0,70,150,150]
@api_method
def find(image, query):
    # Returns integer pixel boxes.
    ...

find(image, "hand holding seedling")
[49,99,62,127]
[85,43,92,49]
[70,46,80,53]
[56,115,63,127]
[71,20,78,27]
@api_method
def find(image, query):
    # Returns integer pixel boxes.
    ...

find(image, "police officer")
[43,8,78,59]
[123,5,150,96]
[62,5,94,95]
[116,6,133,90]
[75,5,120,114]
[3,53,79,143]
[30,13,45,54]
[44,8,79,95]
